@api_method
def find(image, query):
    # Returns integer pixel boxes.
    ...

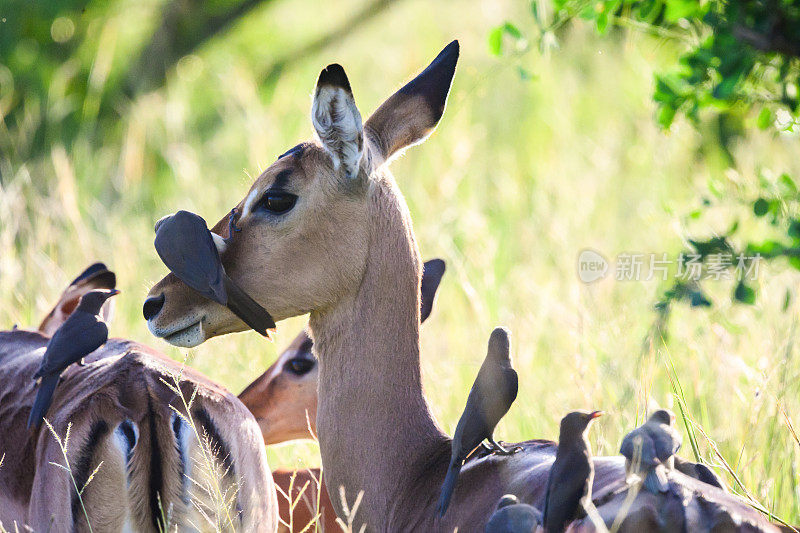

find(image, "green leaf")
[783,288,792,311]
[746,240,785,258]
[664,0,700,22]
[530,0,540,24]
[690,290,712,307]
[788,220,800,240]
[502,22,523,40]
[779,173,797,195]
[657,105,677,128]
[789,256,800,271]
[757,107,772,130]
[734,280,756,305]
[488,26,503,56]
[597,10,609,33]
[753,198,769,217]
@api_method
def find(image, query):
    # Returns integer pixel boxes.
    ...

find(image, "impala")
[0,264,277,532]
[144,41,779,531]
[238,259,445,532]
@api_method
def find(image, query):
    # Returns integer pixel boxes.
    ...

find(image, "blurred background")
[1,0,799,522]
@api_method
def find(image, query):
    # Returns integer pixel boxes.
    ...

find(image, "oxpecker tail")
[28,374,59,429]
[437,461,462,517]
[644,465,669,493]
[223,276,276,336]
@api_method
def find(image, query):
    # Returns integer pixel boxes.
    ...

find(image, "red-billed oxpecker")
[620,409,681,494]
[542,410,602,533]
[438,327,519,517]
[485,494,542,533]
[152,209,276,336]
[28,288,119,429]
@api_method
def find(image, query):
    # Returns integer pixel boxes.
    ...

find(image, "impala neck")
[309,177,446,523]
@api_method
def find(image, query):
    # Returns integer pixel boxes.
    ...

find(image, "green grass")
[2,0,799,524]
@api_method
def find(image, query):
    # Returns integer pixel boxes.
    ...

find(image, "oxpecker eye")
[258,192,297,214]
[285,357,315,376]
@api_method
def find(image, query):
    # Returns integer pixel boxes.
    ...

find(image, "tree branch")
[259,0,401,84]
[125,0,274,96]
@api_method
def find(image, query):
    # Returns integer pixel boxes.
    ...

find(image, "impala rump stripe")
[71,420,110,525]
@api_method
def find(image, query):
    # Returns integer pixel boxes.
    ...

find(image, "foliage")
[490,0,800,310]
[545,0,800,131]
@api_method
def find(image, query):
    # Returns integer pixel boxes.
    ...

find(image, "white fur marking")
[211,232,227,254]
[242,187,261,218]
[171,411,193,501]
[312,86,363,180]
[112,422,138,460]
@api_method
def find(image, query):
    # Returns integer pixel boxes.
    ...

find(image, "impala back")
[0,330,276,533]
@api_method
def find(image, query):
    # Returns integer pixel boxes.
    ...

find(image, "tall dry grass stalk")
[43,419,102,533]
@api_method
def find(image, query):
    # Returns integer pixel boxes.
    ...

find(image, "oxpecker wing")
[153,210,276,336]
[154,210,227,305]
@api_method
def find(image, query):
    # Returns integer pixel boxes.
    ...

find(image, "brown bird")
[619,409,681,494]
[542,410,602,533]
[28,288,119,429]
[485,494,542,533]
[153,210,275,336]
[438,327,518,517]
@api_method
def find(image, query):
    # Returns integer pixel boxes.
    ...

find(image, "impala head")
[39,262,117,336]
[239,330,318,445]
[239,258,446,445]
[144,41,459,347]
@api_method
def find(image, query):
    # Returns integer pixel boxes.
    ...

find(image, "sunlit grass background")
[2,0,799,523]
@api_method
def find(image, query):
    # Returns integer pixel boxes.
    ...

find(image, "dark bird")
[28,288,119,430]
[38,262,116,336]
[674,456,727,491]
[542,410,602,533]
[619,409,681,494]
[153,210,276,336]
[420,258,446,322]
[485,494,542,533]
[437,327,518,517]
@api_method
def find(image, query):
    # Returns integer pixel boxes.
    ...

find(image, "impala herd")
[0,41,791,532]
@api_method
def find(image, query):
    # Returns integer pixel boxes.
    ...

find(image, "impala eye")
[285,357,315,376]
[258,192,297,214]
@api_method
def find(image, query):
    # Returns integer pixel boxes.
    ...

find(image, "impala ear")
[38,263,117,336]
[365,40,459,166]
[420,259,446,322]
[312,64,364,181]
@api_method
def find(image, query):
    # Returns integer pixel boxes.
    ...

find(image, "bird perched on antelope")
[620,409,681,494]
[438,327,519,517]
[542,410,602,533]
[485,494,542,533]
[674,456,726,491]
[153,209,275,336]
[28,288,119,429]
[38,262,117,336]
